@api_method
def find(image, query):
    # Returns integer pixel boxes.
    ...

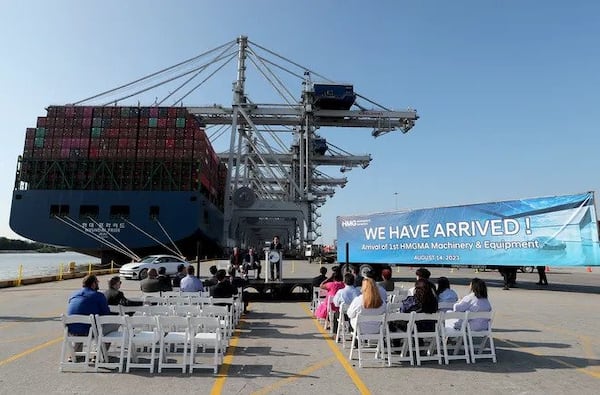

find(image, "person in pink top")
[315,268,345,319]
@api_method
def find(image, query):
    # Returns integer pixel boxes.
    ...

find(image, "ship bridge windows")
[80,205,99,220]
[149,206,160,219]
[110,205,130,219]
[50,204,69,217]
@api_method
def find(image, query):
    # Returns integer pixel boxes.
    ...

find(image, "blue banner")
[337,192,600,267]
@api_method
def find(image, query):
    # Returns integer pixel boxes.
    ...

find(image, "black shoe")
[503,286,509,290]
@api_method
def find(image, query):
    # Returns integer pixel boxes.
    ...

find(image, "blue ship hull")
[9,189,223,263]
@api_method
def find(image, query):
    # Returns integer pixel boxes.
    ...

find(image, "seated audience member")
[436,276,458,304]
[67,275,111,357]
[365,269,387,304]
[172,264,186,288]
[209,269,239,298]
[315,269,345,320]
[407,267,436,296]
[157,266,173,292]
[394,279,438,332]
[377,268,395,292]
[104,276,143,306]
[451,278,492,331]
[243,248,262,279]
[180,265,204,292]
[140,268,161,293]
[312,266,328,287]
[203,265,219,287]
[347,277,386,334]
[332,273,361,332]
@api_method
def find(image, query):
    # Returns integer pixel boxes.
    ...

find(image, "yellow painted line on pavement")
[0,336,62,367]
[210,321,243,395]
[501,338,600,379]
[251,357,336,395]
[301,303,371,395]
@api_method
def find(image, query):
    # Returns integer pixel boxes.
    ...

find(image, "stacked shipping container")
[19,106,225,205]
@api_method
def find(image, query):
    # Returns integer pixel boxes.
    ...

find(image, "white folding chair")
[59,314,98,372]
[125,315,161,373]
[466,311,497,363]
[143,295,167,305]
[386,302,401,314]
[189,295,213,307]
[188,316,223,374]
[349,313,387,368]
[95,314,128,372]
[325,296,336,334]
[145,305,173,316]
[109,305,121,314]
[201,304,231,347]
[438,301,455,312]
[180,291,201,298]
[311,287,326,313]
[412,312,442,365]
[173,304,201,317]
[439,311,470,364]
[335,303,351,348]
[211,297,235,336]
[385,311,415,366]
[157,315,190,373]
[119,304,147,316]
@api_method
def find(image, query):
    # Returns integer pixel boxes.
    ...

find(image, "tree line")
[0,237,67,252]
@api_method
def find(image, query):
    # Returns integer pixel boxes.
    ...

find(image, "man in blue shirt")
[67,274,111,335]
[180,265,204,292]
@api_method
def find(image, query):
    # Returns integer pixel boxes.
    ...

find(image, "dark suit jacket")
[104,288,143,306]
[140,278,161,293]
[209,280,239,298]
[158,275,172,292]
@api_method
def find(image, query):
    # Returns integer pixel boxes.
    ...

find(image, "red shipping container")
[168,107,177,118]
[149,107,159,117]
[65,107,75,117]
[36,117,47,127]
[26,128,36,139]
[157,118,167,128]
[83,107,93,118]
[89,148,99,158]
[60,148,70,158]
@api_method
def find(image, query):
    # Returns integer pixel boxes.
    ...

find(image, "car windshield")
[139,256,158,263]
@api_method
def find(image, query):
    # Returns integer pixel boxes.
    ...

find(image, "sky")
[1,1,599,247]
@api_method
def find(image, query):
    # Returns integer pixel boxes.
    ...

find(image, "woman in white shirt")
[452,278,492,331]
[347,277,386,334]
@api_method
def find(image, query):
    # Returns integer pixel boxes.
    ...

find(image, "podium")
[265,249,283,282]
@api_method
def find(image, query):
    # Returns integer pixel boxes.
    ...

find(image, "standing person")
[347,277,386,334]
[140,268,160,293]
[243,247,262,280]
[172,263,186,288]
[180,265,204,292]
[498,266,519,290]
[104,276,143,306]
[66,275,111,357]
[536,266,548,285]
[377,268,395,292]
[157,266,173,292]
[229,247,244,277]
[269,236,283,281]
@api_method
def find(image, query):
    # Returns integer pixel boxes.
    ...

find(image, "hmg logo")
[341,220,358,227]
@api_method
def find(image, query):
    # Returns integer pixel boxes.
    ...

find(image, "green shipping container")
[91,127,103,138]
[176,118,186,128]
[35,127,46,138]
[34,137,44,148]
[149,118,158,128]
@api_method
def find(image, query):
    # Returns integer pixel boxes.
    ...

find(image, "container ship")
[10,105,225,263]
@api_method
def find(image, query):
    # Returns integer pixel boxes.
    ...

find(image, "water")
[0,251,100,281]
